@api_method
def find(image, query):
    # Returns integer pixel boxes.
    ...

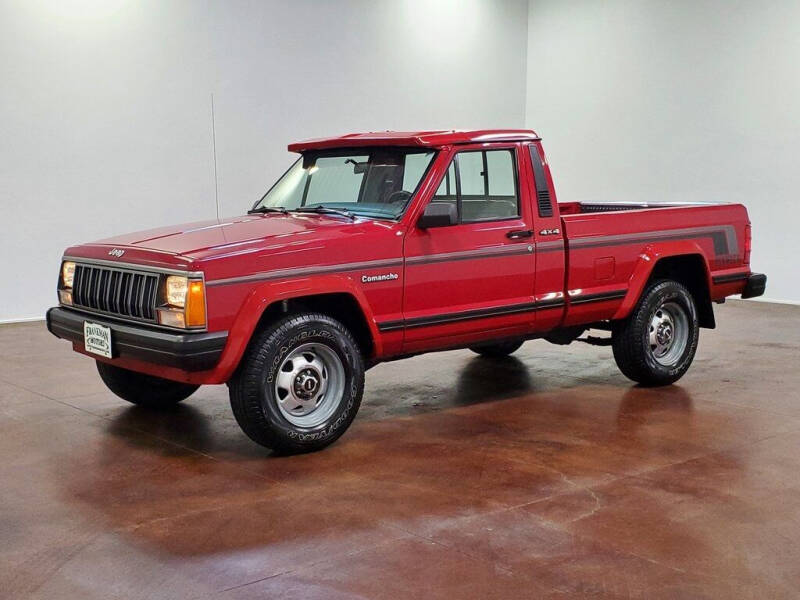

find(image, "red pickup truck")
[47,129,766,453]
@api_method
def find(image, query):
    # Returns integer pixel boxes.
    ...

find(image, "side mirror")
[418,202,457,229]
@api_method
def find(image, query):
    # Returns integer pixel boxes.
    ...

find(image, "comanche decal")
[362,273,399,283]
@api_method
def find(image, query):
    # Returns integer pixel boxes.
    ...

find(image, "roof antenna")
[210,93,220,220]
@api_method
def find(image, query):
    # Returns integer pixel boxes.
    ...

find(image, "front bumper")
[46,307,228,371]
[741,273,767,299]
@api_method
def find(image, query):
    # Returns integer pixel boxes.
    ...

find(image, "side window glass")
[457,152,485,196]
[486,151,516,196]
[458,149,519,222]
[433,161,457,205]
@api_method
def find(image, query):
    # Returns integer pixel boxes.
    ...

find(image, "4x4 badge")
[108,248,125,258]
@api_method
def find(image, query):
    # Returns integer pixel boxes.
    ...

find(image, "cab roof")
[287,129,541,152]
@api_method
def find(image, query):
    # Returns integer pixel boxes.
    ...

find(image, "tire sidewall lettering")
[642,285,698,377]
[260,320,362,445]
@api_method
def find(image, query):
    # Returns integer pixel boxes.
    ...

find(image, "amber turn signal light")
[185,280,206,328]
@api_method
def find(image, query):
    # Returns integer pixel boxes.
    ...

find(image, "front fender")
[613,241,711,321]
[210,274,381,383]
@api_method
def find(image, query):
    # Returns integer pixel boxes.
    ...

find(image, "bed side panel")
[560,204,747,326]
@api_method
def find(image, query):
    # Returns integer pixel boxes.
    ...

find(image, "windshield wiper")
[247,206,288,215]
[292,205,356,220]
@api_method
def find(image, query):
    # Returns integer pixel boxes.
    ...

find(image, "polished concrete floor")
[1,300,799,599]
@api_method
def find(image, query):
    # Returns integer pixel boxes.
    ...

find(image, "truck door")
[401,143,537,351]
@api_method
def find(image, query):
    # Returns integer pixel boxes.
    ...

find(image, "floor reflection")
[55,354,739,562]
[616,384,695,434]
[3,303,794,596]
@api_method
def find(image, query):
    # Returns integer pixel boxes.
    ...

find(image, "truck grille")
[72,264,160,321]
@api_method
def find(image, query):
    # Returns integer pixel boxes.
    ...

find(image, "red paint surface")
[61,131,754,384]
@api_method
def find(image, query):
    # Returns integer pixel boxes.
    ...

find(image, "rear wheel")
[612,279,699,386]
[469,340,524,358]
[228,312,364,454]
[96,362,199,407]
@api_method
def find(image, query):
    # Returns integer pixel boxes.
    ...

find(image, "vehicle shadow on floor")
[359,355,535,420]
[62,355,538,459]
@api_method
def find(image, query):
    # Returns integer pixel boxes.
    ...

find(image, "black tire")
[469,339,524,358]
[96,362,199,407]
[228,313,364,454]
[612,279,699,386]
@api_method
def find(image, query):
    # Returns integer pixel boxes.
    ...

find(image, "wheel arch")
[214,275,381,383]
[253,292,375,358]
[615,243,715,329]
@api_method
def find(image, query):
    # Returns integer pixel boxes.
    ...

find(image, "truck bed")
[558,202,750,325]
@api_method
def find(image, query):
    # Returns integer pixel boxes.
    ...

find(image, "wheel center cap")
[294,369,320,399]
[657,323,673,345]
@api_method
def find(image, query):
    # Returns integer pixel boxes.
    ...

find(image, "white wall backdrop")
[526,0,800,303]
[3,0,798,321]
[0,0,529,321]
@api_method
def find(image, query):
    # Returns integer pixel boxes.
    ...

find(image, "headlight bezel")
[158,275,207,330]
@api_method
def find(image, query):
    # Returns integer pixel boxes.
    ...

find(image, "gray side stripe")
[406,244,532,266]
[536,240,565,252]
[568,225,738,256]
[209,245,534,286]
[206,257,403,287]
[206,225,737,287]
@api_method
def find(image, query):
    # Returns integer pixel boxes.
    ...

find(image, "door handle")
[506,229,533,239]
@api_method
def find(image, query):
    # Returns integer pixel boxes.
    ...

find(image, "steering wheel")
[385,190,412,205]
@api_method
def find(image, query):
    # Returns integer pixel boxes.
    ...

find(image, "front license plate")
[84,322,112,358]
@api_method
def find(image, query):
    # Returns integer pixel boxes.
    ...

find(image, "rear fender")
[613,241,711,321]
[211,274,381,383]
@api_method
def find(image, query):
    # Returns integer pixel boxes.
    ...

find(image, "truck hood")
[87,213,376,260]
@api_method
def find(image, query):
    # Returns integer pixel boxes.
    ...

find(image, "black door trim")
[377,288,627,332]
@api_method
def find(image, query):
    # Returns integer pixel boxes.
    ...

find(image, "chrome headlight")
[165,275,188,307]
[58,260,76,305]
[158,275,206,329]
[61,261,76,288]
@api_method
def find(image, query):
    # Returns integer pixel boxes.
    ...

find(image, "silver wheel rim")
[273,342,346,428]
[647,301,689,367]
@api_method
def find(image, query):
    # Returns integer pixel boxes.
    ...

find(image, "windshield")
[253,148,436,219]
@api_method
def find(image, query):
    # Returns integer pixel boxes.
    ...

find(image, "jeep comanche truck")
[47,129,766,453]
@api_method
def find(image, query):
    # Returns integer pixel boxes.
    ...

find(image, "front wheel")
[96,362,199,407]
[228,313,364,454]
[612,280,699,386]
